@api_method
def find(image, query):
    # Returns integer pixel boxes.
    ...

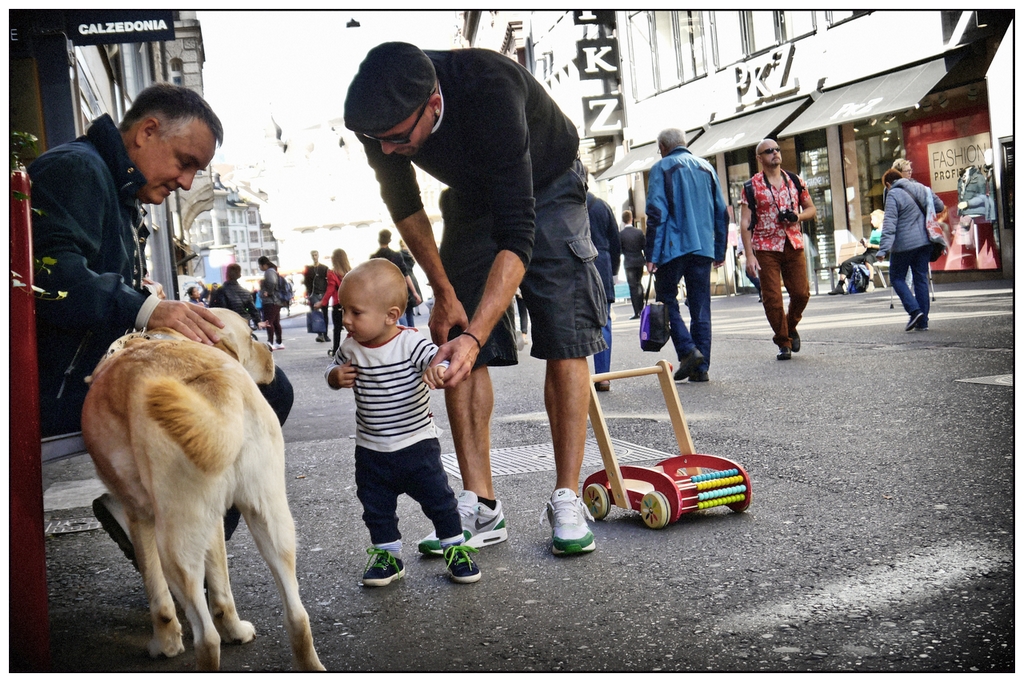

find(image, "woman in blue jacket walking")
[876,169,944,331]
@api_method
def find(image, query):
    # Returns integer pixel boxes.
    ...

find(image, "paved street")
[40,280,1014,672]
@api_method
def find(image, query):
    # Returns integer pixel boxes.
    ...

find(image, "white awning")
[779,58,948,137]
[686,98,809,158]
[596,142,661,181]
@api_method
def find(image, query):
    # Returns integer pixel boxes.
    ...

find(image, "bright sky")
[197,10,463,166]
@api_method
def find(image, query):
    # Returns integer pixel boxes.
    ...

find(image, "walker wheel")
[583,483,611,520]
[641,491,671,529]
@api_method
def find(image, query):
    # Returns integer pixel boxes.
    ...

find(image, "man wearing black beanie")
[345,42,606,558]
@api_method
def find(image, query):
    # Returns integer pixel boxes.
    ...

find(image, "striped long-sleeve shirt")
[325,327,440,452]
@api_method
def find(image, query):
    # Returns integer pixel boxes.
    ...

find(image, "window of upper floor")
[710,10,816,71]
[627,10,708,102]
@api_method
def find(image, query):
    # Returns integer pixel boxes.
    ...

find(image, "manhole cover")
[45,518,102,535]
[955,374,1013,386]
[441,438,670,479]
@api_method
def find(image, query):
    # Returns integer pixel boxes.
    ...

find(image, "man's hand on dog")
[327,361,357,389]
[149,301,224,345]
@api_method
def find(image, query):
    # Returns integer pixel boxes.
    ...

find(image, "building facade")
[187,171,278,284]
[599,10,1013,288]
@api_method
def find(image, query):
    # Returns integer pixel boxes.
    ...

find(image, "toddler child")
[325,258,480,586]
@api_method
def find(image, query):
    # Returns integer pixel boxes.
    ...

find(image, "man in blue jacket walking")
[645,128,728,382]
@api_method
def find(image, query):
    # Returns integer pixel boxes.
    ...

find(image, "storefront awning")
[779,57,948,138]
[596,142,661,181]
[686,98,809,158]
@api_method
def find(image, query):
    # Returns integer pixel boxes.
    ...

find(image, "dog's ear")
[215,336,241,362]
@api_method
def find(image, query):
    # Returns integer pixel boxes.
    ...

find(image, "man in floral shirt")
[739,139,817,360]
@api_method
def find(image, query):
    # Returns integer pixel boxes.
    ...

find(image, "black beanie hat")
[344,42,437,135]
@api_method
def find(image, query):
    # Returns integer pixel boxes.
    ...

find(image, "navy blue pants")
[889,244,932,326]
[655,254,713,373]
[355,438,462,546]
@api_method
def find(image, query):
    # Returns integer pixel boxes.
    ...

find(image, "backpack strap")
[743,179,757,231]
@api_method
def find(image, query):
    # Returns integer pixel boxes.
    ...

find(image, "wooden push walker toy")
[583,360,752,529]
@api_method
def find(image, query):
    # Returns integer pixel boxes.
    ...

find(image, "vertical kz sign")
[574,25,623,139]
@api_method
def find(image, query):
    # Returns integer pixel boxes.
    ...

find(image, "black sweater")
[358,48,579,269]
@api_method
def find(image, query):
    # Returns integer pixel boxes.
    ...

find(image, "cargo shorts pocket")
[567,237,607,331]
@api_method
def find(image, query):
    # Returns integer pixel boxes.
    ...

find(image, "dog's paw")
[221,619,256,645]
[148,633,185,659]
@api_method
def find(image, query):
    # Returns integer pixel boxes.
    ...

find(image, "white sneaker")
[417,490,508,555]
[542,488,595,555]
[272,342,284,350]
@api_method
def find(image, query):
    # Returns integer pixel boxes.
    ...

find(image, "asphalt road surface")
[40,279,1014,672]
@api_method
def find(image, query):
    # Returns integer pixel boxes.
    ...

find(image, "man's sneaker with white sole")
[417,490,508,555]
[543,488,596,556]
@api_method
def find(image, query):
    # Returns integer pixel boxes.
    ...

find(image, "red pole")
[9,169,51,671]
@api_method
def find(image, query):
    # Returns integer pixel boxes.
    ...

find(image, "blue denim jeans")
[593,301,613,375]
[654,254,713,372]
[889,244,931,325]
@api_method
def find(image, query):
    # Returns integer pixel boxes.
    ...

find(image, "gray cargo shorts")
[437,159,607,365]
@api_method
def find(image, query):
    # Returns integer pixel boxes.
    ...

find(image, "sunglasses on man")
[361,88,437,146]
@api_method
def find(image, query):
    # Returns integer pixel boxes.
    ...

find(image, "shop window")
[724,148,757,293]
[999,139,1013,231]
[628,11,707,101]
[796,130,835,279]
[840,117,906,239]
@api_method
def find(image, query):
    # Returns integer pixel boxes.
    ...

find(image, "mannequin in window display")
[957,163,995,222]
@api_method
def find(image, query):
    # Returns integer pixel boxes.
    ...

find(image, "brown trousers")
[754,240,809,349]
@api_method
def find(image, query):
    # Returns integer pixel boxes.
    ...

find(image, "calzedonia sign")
[67,10,175,46]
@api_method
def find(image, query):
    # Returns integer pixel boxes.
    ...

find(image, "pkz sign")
[736,43,799,107]
[575,32,624,139]
[67,10,175,46]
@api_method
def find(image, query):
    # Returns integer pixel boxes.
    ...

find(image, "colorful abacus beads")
[694,474,745,491]
[697,493,747,510]
[690,468,739,483]
[696,484,747,502]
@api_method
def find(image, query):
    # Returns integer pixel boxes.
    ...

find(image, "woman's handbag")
[306,310,327,334]
[923,196,949,262]
[639,274,670,352]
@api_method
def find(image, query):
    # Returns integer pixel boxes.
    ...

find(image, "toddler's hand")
[329,361,357,389]
[423,361,449,390]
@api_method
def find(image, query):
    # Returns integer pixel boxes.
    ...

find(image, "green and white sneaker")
[443,543,481,584]
[417,490,508,555]
[543,488,595,555]
[361,548,405,587]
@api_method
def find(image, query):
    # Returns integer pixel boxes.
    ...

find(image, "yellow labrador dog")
[81,308,323,671]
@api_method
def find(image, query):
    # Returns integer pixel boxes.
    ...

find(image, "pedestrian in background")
[259,255,285,350]
[304,250,329,343]
[619,209,646,319]
[587,184,621,391]
[187,284,207,307]
[315,248,352,356]
[344,41,606,557]
[829,209,884,295]
[399,240,425,324]
[740,138,817,361]
[644,128,728,383]
[371,229,421,317]
[324,259,481,586]
[211,262,263,329]
[876,168,944,331]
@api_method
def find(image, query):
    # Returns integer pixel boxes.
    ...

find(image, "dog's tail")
[144,375,245,475]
